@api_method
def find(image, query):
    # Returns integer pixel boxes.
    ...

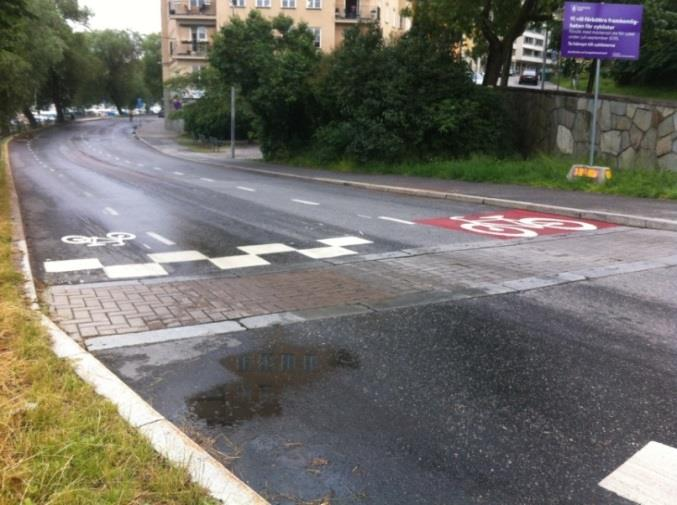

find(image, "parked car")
[158,110,165,118]
[518,69,539,85]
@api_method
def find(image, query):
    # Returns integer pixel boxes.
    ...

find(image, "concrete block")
[601,130,622,154]
[657,135,673,157]
[658,114,676,138]
[626,104,637,118]
[610,101,627,116]
[658,153,677,171]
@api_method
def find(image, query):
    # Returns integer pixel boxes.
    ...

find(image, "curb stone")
[3,136,269,505]
[134,128,677,233]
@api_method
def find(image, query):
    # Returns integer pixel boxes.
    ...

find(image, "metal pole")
[541,26,548,91]
[588,59,601,166]
[230,85,235,159]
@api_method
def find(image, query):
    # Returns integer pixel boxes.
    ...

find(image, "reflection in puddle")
[188,344,359,427]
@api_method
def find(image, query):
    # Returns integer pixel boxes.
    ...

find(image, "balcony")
[175,41,211,60]
[334,4,378,23]
[169,0,216,20]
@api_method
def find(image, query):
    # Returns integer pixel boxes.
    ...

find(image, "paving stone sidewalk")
[46,228,677,342]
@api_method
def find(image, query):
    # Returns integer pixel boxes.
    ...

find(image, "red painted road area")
[417,210,616,239]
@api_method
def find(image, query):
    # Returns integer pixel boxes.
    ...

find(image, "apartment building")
[511,26,554,74]
[161,0,411,84]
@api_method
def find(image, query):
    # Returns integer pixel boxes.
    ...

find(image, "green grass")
[0,137,218,505]
[285,153,677,200]
[554,76,677,102]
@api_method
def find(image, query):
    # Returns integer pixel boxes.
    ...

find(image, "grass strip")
[286,154,677,200]
[0,137,218,505]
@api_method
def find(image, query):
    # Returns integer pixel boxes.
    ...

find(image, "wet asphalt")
[98,267,677,505]
[10,119,496,285]
[11,119,677,504]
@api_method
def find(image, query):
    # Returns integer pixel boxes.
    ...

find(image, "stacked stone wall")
[499,88,677,170]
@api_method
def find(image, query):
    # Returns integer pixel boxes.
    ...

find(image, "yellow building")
[161,0,412,83]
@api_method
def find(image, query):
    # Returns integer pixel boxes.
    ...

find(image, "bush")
[311,26,513,163]
[175,92,254,141]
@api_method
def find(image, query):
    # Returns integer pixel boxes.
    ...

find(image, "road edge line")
[134,131,677,233]
[3,135,269,505]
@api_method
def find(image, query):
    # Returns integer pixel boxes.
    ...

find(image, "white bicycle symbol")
[449,214,597,238]
[61,232,136,247]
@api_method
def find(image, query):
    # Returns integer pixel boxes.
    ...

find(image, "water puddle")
[187,343,359,427]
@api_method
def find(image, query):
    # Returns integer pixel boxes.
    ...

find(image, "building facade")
[511,27,554,74]
[161,0,412,84]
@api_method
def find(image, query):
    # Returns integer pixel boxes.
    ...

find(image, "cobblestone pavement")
[45,227,677,343]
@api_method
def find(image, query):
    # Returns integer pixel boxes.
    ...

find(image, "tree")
[413,0,561,87]
[88,30,144,113]
[141,33,163,108]
[210,12,321,157]
[612,0,677,86]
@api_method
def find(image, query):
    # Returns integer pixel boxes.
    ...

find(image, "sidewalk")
[136,118,677,230]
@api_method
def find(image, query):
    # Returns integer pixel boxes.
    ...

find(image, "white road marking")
[173,171,184,176]
[319,236,373,247]
[146,232,175,246]
[599,441,677,505]
[148,250,208,263]
[292,199,319,206]
[153,166,162,171]
[103,207,119,216]
[238,243,296,255]
[137,163,145,167]
[358,214,372,219]
[142,243,152,250]
[378,216,415,225]
[236,186,255,192]
[297,246,358,259]
[103,263,168,279]
[86,321,243,352]
[210,254,270,270]
[200,177,215,182]
[44,258,103,273]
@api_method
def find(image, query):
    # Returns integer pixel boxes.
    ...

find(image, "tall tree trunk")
[23,107,38,128]
[499,42,514,88]
[586,60,597,94]
[483,40,504,86]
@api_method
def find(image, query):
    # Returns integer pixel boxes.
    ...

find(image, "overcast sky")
[79,0,161,34]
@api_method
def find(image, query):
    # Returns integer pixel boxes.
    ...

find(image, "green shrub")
[175,92,254,141]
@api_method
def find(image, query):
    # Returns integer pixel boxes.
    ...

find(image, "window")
[256,0,271,6]
[237,355,250,371]
[232,0,245,7]
[169,40,174,55]
[524,36,534,44]
[307,0,321,8]
[309,27,321,48]
[259,353,273,371]
[304,355,318,372]
[282,0,296,7]
[196,26,208,41]
[281,353,295,371]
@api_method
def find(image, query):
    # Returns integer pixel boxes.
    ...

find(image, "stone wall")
[500,88,677,170]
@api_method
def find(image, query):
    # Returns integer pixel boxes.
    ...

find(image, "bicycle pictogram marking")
[416,210,615,239]
[61,232,136,247]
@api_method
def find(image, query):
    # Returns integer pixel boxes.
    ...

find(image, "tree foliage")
[209,15,513,162]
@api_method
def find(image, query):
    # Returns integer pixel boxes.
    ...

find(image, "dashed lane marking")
[236,186,255,192]
[599,441,677,505]
[146,232,175,246]
[297,246,357,259]
[153,167,162,171]
[209,254,270,270]
[358,214,372,219]
[44,258,103,273]
[319,236,373,247]
[378,216,415,225]
[200,177,215,182]
[148,250,208,263]
[238,243,296,255]
[103,263,168,280]
[292,199,320,206]
[173,171,184,176]
[103,207,119,216]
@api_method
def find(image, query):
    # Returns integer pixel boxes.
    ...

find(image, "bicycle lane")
[416,209,616,239]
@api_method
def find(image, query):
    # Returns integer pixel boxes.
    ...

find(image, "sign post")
[561,2,643,182]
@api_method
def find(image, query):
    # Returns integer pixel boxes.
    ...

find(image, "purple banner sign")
[561,2,643,60]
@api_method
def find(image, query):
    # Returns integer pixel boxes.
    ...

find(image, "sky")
[78,0,161,34]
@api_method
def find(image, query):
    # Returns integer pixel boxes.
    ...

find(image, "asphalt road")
[10,119,498,285]
[98,267,677,505]
[10,119,677,505]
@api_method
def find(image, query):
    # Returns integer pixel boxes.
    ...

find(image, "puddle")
[187,344,359,427]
